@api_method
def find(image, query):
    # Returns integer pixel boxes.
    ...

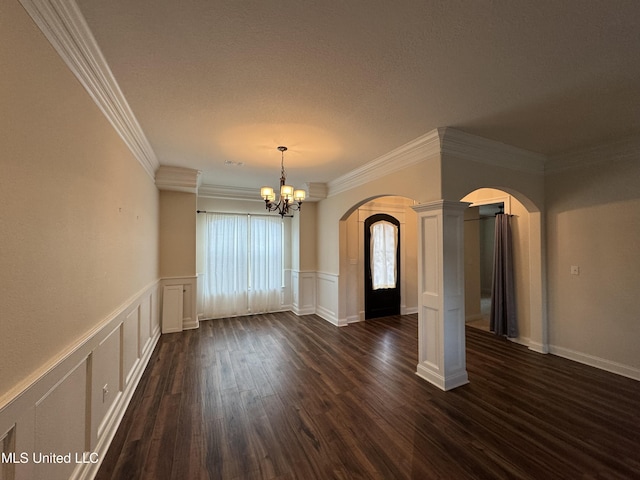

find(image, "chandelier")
[260,146,306,217]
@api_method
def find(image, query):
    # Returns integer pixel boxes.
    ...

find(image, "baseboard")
[527,339,549,354]
[182,317,199,330]
[292,305,316,316]
[549,344,640,381]
[402,306,419,315]
[415,363,469,391]
[316,305,341,326]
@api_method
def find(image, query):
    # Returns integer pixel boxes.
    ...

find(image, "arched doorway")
[338,195,418,324]
[461,187,547,352]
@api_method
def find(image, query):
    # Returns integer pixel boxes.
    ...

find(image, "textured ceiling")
[76,0,640,189]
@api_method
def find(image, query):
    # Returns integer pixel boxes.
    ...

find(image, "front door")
[364,213,401,319]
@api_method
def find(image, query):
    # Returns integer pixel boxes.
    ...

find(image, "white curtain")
[201,213,283,319]
[248,215,283,313]
[370,221,398,290]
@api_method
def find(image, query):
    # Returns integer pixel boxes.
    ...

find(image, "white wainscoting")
[161,276,198,330]
[0,280,161,480]
[291,270,316,316]
[316,272,343,326]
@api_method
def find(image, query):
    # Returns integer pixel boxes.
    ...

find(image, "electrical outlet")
[570,265,580,275]
[102,384,109,402]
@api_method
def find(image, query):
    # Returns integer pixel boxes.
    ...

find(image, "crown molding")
[439,128,546,175]
[197,184,261,201]
[199,182,326,202]
[326,128,547,198]
[304,182,328,201]
[327,129,443,197]
[545,135,640,174]
[19,0,159,180]
[155,166,201,194]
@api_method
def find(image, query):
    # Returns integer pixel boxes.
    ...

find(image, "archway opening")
[339,195,418,324]
[461,187,546,351]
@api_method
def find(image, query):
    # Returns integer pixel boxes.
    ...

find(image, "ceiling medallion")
[260,146,305,217]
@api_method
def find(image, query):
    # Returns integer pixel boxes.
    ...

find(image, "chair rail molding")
[0,280,161,480]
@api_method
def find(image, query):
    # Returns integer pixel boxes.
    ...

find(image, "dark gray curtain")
[490,214,517,338]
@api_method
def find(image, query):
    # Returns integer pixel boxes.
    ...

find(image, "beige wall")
[0,0,159,401]
[318,155,441,275]
[159,190,196,277]
[295,202,317,272]
[464,207,482,319]
[441,154,544,211]
[546,156,640,370]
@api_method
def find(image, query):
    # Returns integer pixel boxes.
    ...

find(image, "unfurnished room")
[1,1,640,479]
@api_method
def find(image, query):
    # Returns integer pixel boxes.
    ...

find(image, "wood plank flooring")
[96,313,640,479]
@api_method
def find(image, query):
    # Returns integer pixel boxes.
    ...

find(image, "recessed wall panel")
[91,325,121,442]
[139,295,151,355]
[123,308,140,385]
[444,307,464,371]
[422,216,439,295]
[34,360,87,480]
[422,307,440,370]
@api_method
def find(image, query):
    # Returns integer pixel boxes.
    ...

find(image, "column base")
[416,363,469,391]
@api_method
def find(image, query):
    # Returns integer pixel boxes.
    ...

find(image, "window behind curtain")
[201,213,283,319]
[370,221,398,290]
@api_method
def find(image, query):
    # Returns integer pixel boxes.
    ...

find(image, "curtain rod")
[196,210,292,218]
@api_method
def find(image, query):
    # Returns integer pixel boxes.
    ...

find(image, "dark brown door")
[364,214,401,319]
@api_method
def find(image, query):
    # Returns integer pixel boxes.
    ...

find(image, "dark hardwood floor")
[96,313,640,479]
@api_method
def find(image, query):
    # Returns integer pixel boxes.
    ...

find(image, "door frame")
[364,213,401,319]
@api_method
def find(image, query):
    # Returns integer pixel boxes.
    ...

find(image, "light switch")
[570,265,580,275]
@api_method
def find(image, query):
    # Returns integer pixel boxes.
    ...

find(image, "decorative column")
[412,200,470,390]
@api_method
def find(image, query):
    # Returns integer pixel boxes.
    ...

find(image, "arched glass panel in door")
[370,220,398,290]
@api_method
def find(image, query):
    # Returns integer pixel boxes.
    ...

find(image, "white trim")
[416,366,469,391]
[155,166,202,194]
[0,280,161,480]
[199,183,326,202]
[467,195,512,215]
[75,327,160,480]
[198,184,264,201]
[304,182,328,201]
[161,276,198,331]
[527,340,549,354]
[549,345,640,381]
[291,270,317,316]
[315,272,342,326]
[440,128,547,174]
[19,0,160,180]
[545,134,640,173]
[328,129,442,196]
[326,127,547,198]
